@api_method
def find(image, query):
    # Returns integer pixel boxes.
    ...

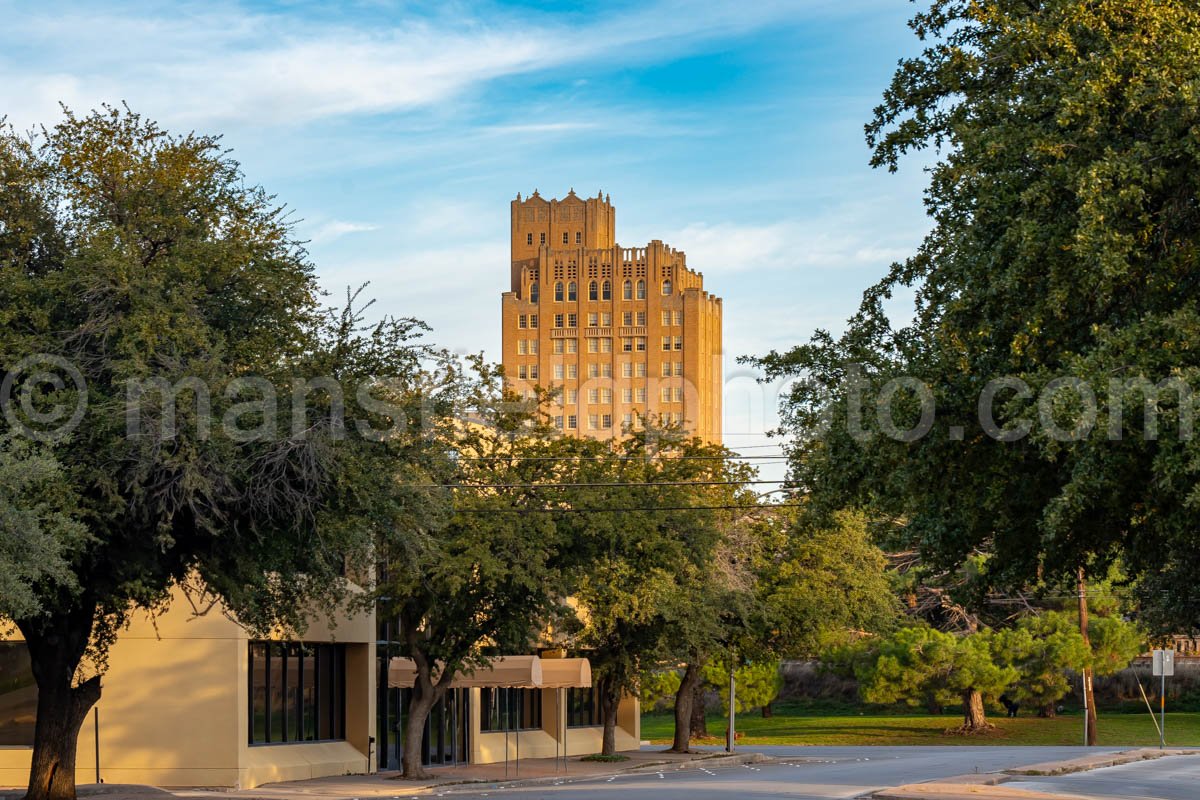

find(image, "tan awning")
[452,655,543,688]
[538,657,592,688]
[387,655,544,689]
[387,657,421,688]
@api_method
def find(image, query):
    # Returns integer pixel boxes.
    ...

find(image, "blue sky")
[0,0,931,465]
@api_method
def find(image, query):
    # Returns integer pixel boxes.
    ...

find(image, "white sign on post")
[1153,649,1175,677]
[1152,649,1174,749]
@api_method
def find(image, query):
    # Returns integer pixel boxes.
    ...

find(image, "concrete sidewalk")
[68,750,762,800]
[874,748,1200,800]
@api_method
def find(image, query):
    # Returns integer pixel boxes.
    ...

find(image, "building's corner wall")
[0,582,375,790]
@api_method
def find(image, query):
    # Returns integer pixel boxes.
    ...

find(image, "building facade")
[501,190,723,443]
[0,584,376,788]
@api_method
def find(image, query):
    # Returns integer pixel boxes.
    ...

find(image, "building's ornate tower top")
[510,189,616,289]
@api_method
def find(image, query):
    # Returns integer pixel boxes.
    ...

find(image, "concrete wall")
[0,584,375,790]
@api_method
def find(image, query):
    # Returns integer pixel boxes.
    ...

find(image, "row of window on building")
[249,642,346,745]
[516,309,686,335]
[515,361,686,381]
[553,386,688,405]
[479,686,602,731]
[552,411,684,431]
[539,315,685,333]
[526,279,675,304]
[525,230,583,247]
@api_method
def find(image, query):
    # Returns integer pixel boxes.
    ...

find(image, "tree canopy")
[751,0,1200,631]
[0,106,437,800]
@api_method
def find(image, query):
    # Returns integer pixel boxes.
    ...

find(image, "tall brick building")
[501,189,722,443]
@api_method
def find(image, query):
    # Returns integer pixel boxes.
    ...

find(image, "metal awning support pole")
[726,660,736,753]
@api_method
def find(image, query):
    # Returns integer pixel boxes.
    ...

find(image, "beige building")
[380,655,640,769]
[0,586,376,789]
[501,190,723,443]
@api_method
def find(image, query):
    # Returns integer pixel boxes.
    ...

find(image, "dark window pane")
[250,644,268,743]
[0,643,35,746]
[318,646,334,740]
[287,643,302,742]
[301,646,317,741]
[567,688,599,727]
[269,643,286,742]
[250,641,345,745]
[333,646,345,739]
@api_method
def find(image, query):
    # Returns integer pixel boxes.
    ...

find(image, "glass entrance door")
[422,688,469,766]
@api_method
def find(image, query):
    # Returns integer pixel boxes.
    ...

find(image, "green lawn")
[642,706,1200,747]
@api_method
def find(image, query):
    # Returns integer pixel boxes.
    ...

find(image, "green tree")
[702,658,783,717]
[573,424,748,756]
[993,613,1091,717]
[846,626,1017,732]
[752,0,1200,742]
[1088,616,1146,678]
[375,375,588,779]
[0,438,90,622]
[638,668,682,711]
[0,107,434,800]
[664,507,898,751]
[995,611,1144,717]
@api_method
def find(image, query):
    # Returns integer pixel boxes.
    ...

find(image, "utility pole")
[1078,566,1097,746]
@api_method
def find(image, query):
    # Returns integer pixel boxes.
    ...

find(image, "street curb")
[1003,747,1199,776]
[872,748,1200,800]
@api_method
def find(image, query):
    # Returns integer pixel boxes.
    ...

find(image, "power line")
[726,444,788,450]
[453,503,803,514]
[411,479,789,489]
[453,454,790,462]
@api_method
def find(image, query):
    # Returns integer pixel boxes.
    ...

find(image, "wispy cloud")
[666,215,918,276]
[306,220,380,244]
[0,0,845,130]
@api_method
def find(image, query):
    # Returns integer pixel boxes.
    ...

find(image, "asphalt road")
[1005,753,1200,800]
[439,746,1124,799]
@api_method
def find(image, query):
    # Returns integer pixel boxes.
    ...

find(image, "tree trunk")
[761,702,773,718]
[1078,566,1097,746]
[668,663,702,753]
[961,689,988,731]
[599,678,620,756]
[399,616,446,781]
[20,607,102,800]
[689,681,709,739]
[400,686,438,780]
[1040,703,1056,718]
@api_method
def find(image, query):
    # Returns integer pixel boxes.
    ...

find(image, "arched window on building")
[602,280,611,300]
[661,279,672,296]
[568,281,577,301]
[554,282,564,302]
[636,279,646,300]
[530,282,539,303]
[589,281,598,301]
[623,280,633,300]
